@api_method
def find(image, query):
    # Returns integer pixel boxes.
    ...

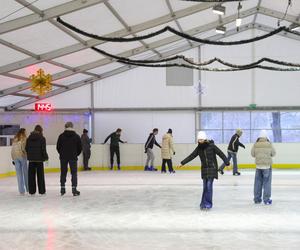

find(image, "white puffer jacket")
[161,133,175,159]
[251,138,276,168]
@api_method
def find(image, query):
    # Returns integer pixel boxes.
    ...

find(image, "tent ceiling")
[0,0,299,110]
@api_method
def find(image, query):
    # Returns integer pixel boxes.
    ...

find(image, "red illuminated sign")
[35,103,53,112]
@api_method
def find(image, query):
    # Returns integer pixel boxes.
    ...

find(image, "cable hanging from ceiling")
[56,17,298,46]
[91,47,300,72]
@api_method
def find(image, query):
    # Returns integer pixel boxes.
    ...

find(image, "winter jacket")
[228,133,245,153]
[251,138,276,169]
[161,133,175,159]
[181,141,229,179]
[57,129,82,161]
[145,133,161,150]
[81,133,91,153]
[11,138,27,161]
[104,132,124,147]
[25,132,48,162]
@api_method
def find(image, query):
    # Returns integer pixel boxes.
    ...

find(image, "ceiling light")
[216,25,226,34]
[290,23,300,31]
[236,18,242,27]
[212,5,225,15]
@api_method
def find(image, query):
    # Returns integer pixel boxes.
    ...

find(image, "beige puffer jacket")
[11,138,27,161]
[161,133,175,159]
[251,138,276,168]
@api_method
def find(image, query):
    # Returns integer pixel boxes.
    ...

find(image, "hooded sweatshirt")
[56,128,82,160]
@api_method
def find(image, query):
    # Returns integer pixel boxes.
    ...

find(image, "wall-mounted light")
[216,25,226,34]
[213,5,225,15]
[236,18,242,27]
[290,23,300,31]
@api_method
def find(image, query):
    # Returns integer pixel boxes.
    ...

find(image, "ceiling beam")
[5,23,254,111]
[0,0,106,35]
[165,0,193,47]
[0,7,257,98]
[104,1,162,57]
[0,2,216,74]
[258,6,300,25]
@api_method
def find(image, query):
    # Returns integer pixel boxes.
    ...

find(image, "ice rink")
[0,169,300,250]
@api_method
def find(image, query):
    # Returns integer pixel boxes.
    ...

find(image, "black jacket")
[145,133,161,150]
[25,132,48,162]
[227,134,245,153]
[181,141,229,179]
[57,130,82,160]
[104,132,124,147]
[81,134,91,153]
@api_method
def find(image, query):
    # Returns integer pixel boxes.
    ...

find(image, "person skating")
[57,122,82,196]
[81,129,92,171]
[25,125,48,195]
[219,128,245,176]
[251,130,276,205]
[180,131,229,210]
[144,128,161,171]
[11,128,28,195]
[103,128,127,170]
[161,128,175,173]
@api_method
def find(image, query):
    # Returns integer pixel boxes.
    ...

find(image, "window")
[199,111,300,143]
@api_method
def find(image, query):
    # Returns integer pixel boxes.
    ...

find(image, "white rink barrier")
[1,143,300,176]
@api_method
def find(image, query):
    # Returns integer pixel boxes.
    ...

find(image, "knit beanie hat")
[197,131,207,140]
[259,129,268,138]
[236,129,243,136]
[167,128,172,134]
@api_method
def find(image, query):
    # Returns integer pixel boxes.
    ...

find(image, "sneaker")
[233,172,241,176]
[264,199,272,205]
[161,170,166,173]
[152,168,158,171]
[60,187,66,196]
[170,170,176,174]
[72,188,80,196]
[254,200,262,204]
[144,166,149,171]
[109,166,113,170]
[218,169,224,175]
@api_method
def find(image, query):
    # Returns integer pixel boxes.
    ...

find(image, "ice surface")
[0,170,300,250]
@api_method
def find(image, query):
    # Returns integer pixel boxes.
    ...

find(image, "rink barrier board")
[1,164,300,178]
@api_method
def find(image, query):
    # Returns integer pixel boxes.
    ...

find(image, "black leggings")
[110,146,120,166]
[161,159,174,172]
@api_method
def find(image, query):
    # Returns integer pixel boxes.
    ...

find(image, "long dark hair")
[34,125,43,135]
[14,128,26,141]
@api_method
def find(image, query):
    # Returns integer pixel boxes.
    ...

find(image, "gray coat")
[251,138,276,168]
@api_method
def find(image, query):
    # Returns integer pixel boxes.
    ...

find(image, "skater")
[25,125,48,195]
[103,128,127,170]
[144,128,161,171]
[57,122,82,196]
[251,130,276,205]
[11,128,28,195]
[161,128,175,173]
[81,129,92,171]
[219,128,245,176]
[180,131,229,210]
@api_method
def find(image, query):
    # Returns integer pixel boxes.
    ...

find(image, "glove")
[225,162,230,166]
[173,152,176,155]
[144,149,147,153]
[12,161,15,166]
[241,145,246,149]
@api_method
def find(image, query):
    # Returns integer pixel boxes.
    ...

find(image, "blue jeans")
[14,158,28,194]
[219,151,238,173]
[200,178,214,209]
[254,168,272,203]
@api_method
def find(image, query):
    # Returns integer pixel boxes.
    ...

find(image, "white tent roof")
[0,0,300,110]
